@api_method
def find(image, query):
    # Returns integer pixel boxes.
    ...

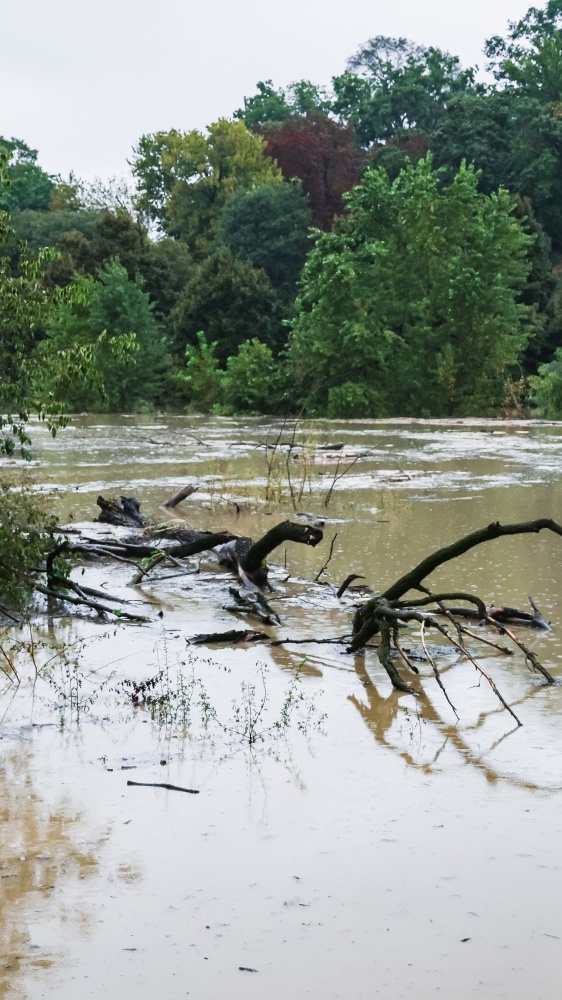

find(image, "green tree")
[431,90,562,248]
[131,120,282,254]
[10,208,98,252]
[0,137,54,213]
[333,37,482,145]
[236,79,331,129]
[170,249,284,365]
[485,1,562,101]
[45,261,169,411]
[176,331,223,412]
[289,157,536,418]
[215,181,312,296]
[529,346,562,414]
[222,339,281,412]
[0,159,100,458]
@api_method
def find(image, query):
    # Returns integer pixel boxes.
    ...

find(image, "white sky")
[3,0,532,181]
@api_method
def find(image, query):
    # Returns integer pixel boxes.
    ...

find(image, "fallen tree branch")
[337,573,366,599]
[421,619,458,719]
[34,584,148,622]
[351,519,562,650]
[126,780,199,794]
[485,617,555,684]
[382,519,562,603]
[162,485,198,508]
[314,532,338,582]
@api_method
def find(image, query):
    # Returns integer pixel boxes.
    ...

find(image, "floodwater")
[2,414,562,999]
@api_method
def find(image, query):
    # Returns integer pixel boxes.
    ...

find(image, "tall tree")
[170,249,284,364]
[333,37,482,145]
[289,157,537,418]
[262,114,363,229]
[431,90,562,248]
[485,1,562,101]
[131,120,282,254]
[0,137,54,213]
[0,156,102,457]
[45,261,169,411]
[215,181,312,296]
[236,79,331,129]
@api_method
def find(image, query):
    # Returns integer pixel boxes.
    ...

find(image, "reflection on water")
[2,416,562,999]
[0,739,106,996]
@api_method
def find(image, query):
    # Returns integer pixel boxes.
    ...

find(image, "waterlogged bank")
[2,416,562,999]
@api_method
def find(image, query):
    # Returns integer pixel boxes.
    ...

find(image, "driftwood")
[433,597,550,630]
[130,530,237,584]
[188,629,269,645]
[346,519,562,724]
[126,780,199,794]
[11,493,561,731]
[162,485,198,509]
[337,573,366,599]
[96,495,148,528]
[215,521,323,588]
[226,587,281,625]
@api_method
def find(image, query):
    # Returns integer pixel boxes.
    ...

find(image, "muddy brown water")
[2,415,562,999]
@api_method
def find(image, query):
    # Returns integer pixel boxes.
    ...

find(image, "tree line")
[4,0,562,424]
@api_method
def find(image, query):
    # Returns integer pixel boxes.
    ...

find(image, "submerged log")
[214,521,323,589]
[162,485,198,509]
[96,495,148,528]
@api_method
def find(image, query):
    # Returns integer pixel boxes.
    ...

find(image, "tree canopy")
[262,114,363,229]
[131,120,282,254]
[215,181,312,296]
[289,157,536,418]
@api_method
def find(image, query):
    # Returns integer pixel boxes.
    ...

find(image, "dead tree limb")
[352,519,562,650]
[420,619,458,719]
[131,531,237,584]
[162,485,198,508]
[314,532,338,582]
[126,780,199,794]
[485,617,555,684]
[383,519,562,603]
[34,584,148,622]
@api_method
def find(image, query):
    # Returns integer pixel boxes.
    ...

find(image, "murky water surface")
[2,416,562,999]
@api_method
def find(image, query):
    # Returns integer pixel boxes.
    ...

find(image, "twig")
[323,455,359,508]
[48,573,132,606]
[457,624,514,656]
[314,532,338,582]
[0,603,20,624]
[485,616,555,684]
[269,634,352,646]
[393,633,419,674]
[420,619,458,718]
[126,780,199,794]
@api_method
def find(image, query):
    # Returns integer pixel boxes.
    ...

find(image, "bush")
[0,483,64,612]
[529,348,562,417]
[176,331,223,412]
[222,339,280,412]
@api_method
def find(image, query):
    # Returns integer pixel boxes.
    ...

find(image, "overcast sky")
[3,0,532,181]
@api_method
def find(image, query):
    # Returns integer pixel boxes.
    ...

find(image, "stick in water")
[127,780,199,794]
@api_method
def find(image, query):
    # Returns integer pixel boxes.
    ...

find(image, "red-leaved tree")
[262,114,363,229]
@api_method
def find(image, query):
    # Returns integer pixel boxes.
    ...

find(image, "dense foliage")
[4,1,562,419]
[289,157,535,417]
